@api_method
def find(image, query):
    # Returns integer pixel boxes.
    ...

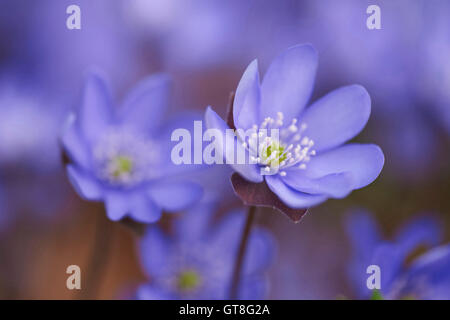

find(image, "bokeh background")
[0,0,449,299]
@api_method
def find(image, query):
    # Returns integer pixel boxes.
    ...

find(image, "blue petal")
[174,198,218,241]
[139,227,171,278]
[345,210,382,257]
[210,210,247,251]
[136,285,175,300]
[238,275,268,300]
[66,165,103,201]
[281,171,354,198]
[104,190,162,223]
[204,107,263,183]
[127,192,162,223]
[209,209,269,265]
[61,115,91,169]
[204,210,275,293]
[78,71,113,145]
[265,175,327,208]
[104,190,129,221]
[260,44,318,122]
[157,111,205,177]
[347,240,404,299]
[148,181,203,212]
[119,73,170,134]
[402,245,450,299]
[233,59,261,130]
[300,85,371,152]
[158,110,203,140]
[394,216,443,256]
[367,243,404,297]
[244,228,276,275]
[302,144,384,190]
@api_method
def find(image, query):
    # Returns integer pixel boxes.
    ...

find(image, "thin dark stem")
[230,205,256,299]
[77,210,113,300]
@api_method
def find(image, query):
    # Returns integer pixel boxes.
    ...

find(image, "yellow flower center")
[111,155,133,178]
[262,141,287,167]
[177,270,201,291]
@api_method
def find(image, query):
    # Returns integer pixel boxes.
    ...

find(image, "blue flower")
[0,76,62,172]
[205,44,384,209]
[300,1,443,178]
[345,210,450,299]
[14,0,140,100]
[125,0,259,70]
[136,200,276,299]
[418,1,450,137]
[399,244,450,299]
[61,71,203,223]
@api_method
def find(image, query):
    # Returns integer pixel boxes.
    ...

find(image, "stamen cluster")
[238,112,316,176]
[93,128,160,186]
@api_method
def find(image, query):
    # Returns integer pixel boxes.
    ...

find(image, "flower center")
[239,112,316,176]
[111,155,134,178]
[93,127,160,187]
[261,140,287,167]
[177,269,202,292]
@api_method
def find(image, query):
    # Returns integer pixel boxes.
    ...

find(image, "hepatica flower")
[0,77,61,172]
[205,44,384,220]
[346,210,450,299]
[136,201,275,299]
[399,244,450,300]
[62,71,202,223]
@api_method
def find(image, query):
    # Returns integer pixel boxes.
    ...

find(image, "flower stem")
[230,205,256,299]
[77,209,113,300]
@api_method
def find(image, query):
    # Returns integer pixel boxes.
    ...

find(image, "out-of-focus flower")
[302,0,443,178]
[0,77,62,172]
[205,44,384,210]
[398,245,450,299]
[136,200,275,299]
[124,0,255,70]
[19,0,140,99]
[418,0,450,136]
[124,0,306,72]
[345,210,449,299]
[62,71,202,223]
[0,74,71,224]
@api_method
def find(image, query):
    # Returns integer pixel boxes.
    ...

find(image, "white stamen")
[238,112,316,177]
[93,127,159,186]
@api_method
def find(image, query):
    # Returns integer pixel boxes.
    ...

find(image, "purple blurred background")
[0,0,449,299]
